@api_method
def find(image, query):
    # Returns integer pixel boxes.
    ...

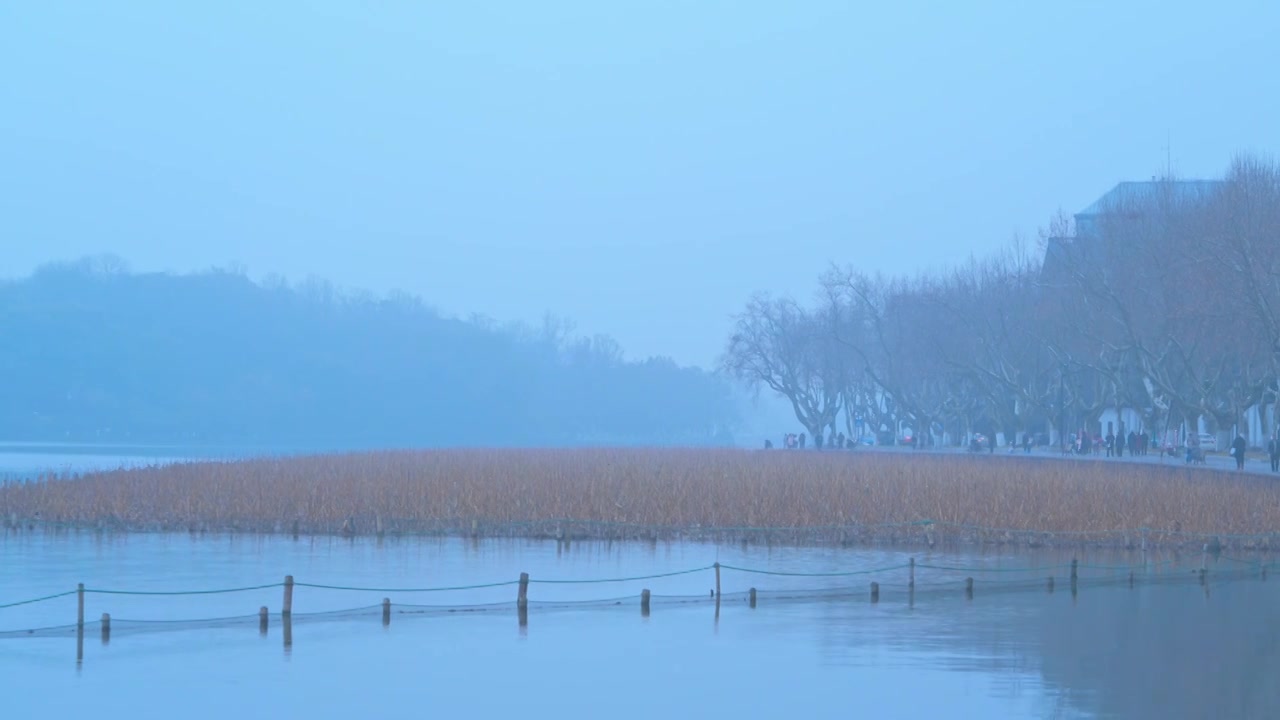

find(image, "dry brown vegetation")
[2,449,1278,549]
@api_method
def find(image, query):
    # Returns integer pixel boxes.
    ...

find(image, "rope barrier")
[86,582,283,596]
[293,580,518,593]
[0,554,1265,606]
[4,551,1276,640]
[1,561,1271,641]
[0,589,77,609]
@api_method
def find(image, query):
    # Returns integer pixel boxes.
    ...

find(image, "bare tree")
[725,154,1280,451]
[721,295,842,443]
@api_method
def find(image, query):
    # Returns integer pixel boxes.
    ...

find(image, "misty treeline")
[723,154,1280,448]
[0,258,735,447]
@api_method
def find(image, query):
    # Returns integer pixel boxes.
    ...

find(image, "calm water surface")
[0,442,321,480]
[2,531,1276,720]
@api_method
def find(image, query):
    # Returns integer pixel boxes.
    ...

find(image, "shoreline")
[3,517,1270,553]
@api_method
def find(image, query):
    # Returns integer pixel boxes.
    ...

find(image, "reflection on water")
[1,531,1276,719]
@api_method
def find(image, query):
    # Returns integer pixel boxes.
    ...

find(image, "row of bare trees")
[722,154,1280,449]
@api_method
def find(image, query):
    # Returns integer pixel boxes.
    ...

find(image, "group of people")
[765,431,859,450]
[1108,429,1152,457]
[1064,429,1153,457]
[771,432,807,450]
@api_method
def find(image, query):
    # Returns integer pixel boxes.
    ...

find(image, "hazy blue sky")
[3,1,1279,368]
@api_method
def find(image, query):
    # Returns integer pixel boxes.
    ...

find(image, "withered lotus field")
[3,449,1275,550]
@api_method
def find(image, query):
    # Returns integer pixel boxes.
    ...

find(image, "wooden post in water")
[259,606,269,635]
[748,587,757,609]
[870,582,879,603]
[640,589,650,617]
[909,557,915,588]
[1128,571,1135,588]
[1199,568,1207,586]
[965,577,974,600]
[282,575,294,618]
[518,572,529,628]
[75,586,84,663]
[100,613,110,645]
[1047,576,1055,593]
[1070,558,1078,595]
[382,598,391,627]
[282,612,292,651]
[714,563,721,620]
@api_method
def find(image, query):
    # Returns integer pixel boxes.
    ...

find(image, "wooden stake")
[259,606,269,635]
[640,589,650,617]
[965,577,974,600]
[1047,576,1055,593]
[517,572,529,611]
[909,557,915,587]
[870,582,879,603]
[100,613,110,645]
[714,563,721,620]
[77,583,85,628]
[382,598,391,627]
[748,587,757,609]
[282,575,294,617]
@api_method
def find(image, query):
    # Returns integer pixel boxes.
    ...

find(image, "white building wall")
[1097,408,1144,438]
[1247,404,1264,447]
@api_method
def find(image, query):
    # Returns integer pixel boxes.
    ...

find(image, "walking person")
[1105,431,1114,458]
[1231,434,1247,471]
[1269,433,1279,473]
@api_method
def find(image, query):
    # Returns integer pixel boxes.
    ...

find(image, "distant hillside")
[0,259,737,448]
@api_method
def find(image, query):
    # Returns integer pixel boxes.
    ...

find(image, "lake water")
[0,442,322,481]
[2,531,1276,720]
[0,442,235,481]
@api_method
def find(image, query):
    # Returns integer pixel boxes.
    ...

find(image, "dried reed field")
[3,449,1277,549]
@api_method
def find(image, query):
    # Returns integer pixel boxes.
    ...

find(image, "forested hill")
[0,260,737,448]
